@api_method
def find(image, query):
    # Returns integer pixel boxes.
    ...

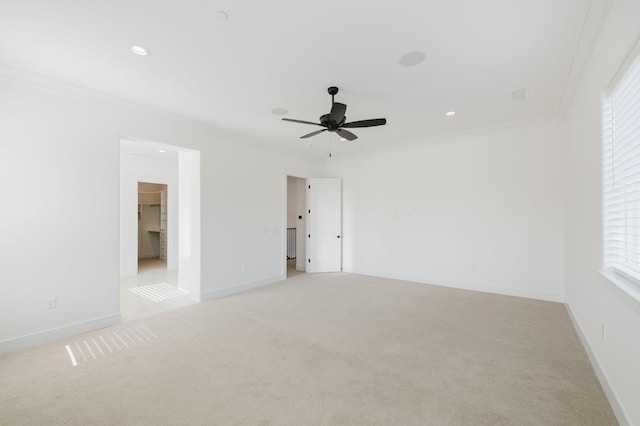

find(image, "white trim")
[200,275,283,301]
[0,62,573,165]
[599,269,640,313]
[327,115,561,163]
[605,33,640,94]
[601,45,640,294]
[565,304,630,426]
[556,0,613,116]
[350,268,564,303]
[0,62,317,162]
[0,313,121,354]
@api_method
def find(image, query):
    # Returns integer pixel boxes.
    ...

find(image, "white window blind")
[603,49,640,284]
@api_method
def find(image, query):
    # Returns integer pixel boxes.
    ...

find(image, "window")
[603,48,640,285]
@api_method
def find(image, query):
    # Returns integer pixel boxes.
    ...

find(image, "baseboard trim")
[0,313,121,354]
[350,268,565,303]
[201,275,284,301]
[565,304,629,426]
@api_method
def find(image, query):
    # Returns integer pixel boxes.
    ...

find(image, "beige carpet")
[0,273,617,425]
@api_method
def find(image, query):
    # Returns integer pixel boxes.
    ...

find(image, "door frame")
[282,171,343,277]
[120,137,202,303]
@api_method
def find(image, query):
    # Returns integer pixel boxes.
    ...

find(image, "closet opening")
[137,182,168,271]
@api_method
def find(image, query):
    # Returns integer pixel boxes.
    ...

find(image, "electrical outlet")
[243,264,248,272]
[601,324,606,340]
[47,297,57,310]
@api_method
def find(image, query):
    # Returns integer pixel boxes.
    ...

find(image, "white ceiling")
[0,0,609,159]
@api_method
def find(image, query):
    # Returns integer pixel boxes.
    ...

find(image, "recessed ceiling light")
[216,10,229,21]
[130,45,149,56]
[158,149,166,153]
[445,111,456,116]
[340,138,347,142]
[399,51,426,67]
[271,107,288,116]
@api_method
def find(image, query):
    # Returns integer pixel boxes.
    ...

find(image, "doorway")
[284,174,342,278]
[286,176,307,278]
[119,138,201,321]
[137,182,167,268]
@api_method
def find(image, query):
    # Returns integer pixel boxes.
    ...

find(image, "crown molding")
[0,62,320,163]
[0,57,576,166]
[556,0,613,118]
[325,114,561,164]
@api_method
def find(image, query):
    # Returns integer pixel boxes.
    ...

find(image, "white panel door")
[307,178,341,273]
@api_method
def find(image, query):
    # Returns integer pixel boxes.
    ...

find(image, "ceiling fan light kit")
[282,86,387,141]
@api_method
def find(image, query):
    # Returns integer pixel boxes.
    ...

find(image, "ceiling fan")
[282,86,386,141]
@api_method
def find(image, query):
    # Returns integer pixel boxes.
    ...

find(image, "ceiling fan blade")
[300,129,327,139]
[342,118,387,128]
[282,118,323,126]
[337,129,358,141]
[329,102,347,124]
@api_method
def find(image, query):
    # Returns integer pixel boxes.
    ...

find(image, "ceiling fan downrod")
[328,86,339,106]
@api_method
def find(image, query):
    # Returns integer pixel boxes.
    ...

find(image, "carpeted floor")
[0,273,617,425]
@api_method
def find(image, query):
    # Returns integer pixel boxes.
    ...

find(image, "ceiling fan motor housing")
[320,113,345,130]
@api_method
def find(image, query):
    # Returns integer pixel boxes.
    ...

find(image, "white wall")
[178,149,201,300]
[0,76,321,352]
[326,119,565,302]
[563,0,640,424]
